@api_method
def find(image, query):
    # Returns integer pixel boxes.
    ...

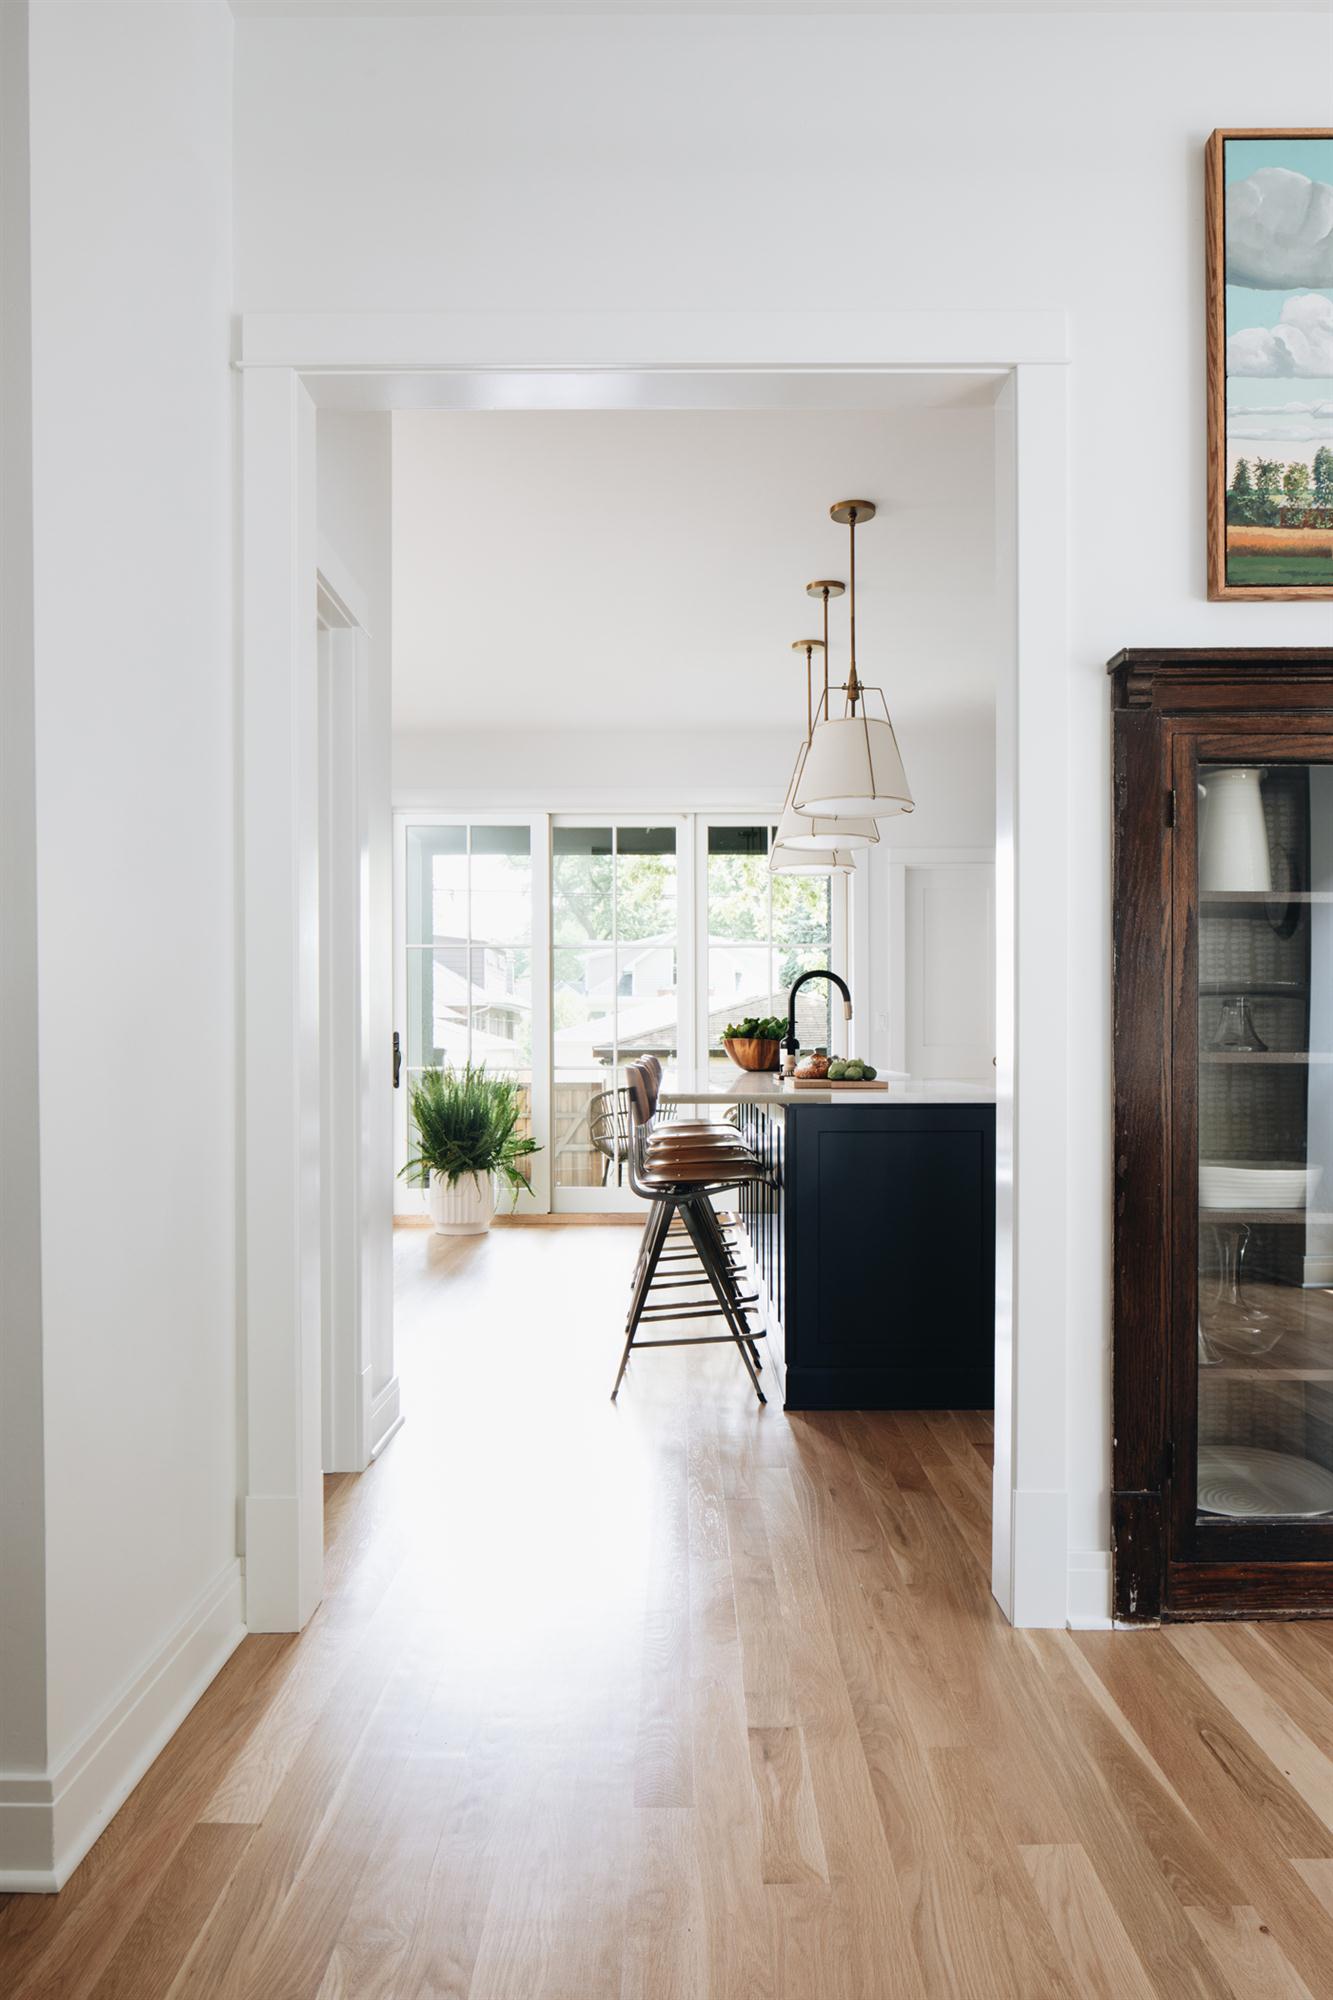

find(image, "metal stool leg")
[679,1197,765,1405]
[611,1198,672,1400]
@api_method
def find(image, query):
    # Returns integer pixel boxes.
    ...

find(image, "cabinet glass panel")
[1196,762,1333,1522]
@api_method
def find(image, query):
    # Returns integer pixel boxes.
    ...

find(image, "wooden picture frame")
[1206,128,1333,601]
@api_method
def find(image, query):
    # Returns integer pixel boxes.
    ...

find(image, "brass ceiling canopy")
[830,501,876,707]
[790,638,825,651]
[804,582,844,721]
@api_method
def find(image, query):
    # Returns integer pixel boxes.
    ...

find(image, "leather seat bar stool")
[611,1060,770,1405]
[633,1056,749,1276]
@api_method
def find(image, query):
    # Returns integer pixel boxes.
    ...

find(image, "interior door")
[1170,728,1333,1606]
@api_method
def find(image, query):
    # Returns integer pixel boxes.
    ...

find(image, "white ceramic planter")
[427,1170,497,1235]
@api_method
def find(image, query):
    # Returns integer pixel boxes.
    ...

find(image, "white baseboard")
[1008,1487,1069,1628]
[0,1558,244,1893]
[1067,1549,1114,1628]
[370,1375,402,1459]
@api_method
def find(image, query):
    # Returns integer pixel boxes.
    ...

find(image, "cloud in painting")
[1226,167,1333,289]
[1227,400,1333,418]
[1227,294,1333,378]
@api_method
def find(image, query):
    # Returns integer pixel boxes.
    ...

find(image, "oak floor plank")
[86,1825,256,2000]
[1170,1625,1333,1840]
[1020,1843,1159,2000]
[746,1728,828,1887]
[1185,1904,1318,2000]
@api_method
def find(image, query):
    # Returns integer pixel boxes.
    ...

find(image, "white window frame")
[393,809,551,1217]
[550,814,692,1214]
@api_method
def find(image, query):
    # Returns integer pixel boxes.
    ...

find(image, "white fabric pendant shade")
[775,739,879,852]
[769,841,857,875]
[795,698,914,819]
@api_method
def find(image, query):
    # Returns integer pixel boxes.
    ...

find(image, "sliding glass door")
[552,821,688,1210]
[396,812,846,1214]
[396,815,550,1214]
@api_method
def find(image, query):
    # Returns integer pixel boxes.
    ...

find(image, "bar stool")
[611,1060,770,1405]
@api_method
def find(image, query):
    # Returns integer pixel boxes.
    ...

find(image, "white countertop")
[664,1075,996,1109]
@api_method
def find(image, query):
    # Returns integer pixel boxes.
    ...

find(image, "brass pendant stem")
[847,508,860,713]
[804,644,813,740]
[821,588,830,721]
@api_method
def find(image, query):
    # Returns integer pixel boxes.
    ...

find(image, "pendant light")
[770,843,857,875]
[795,501,914,820]
[773,602,880,854]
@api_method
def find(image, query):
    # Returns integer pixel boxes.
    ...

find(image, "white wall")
[236,7,1333,1604]
[1,1,239,1886]
[317,412,397,1440]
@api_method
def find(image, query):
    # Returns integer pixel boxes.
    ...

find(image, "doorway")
[238,317,1071,1629]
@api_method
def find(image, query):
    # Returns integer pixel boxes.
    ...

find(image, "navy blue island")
[665,1077,996,1411]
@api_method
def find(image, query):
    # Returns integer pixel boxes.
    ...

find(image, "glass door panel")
[552,823,680,1193]
[401,823,535,1194]
[1196,761,1333,1523]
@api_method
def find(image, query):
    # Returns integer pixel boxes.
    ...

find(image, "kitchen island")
[664,1077,996,1411]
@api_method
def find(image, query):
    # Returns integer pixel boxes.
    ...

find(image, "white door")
[904,861,995,1081]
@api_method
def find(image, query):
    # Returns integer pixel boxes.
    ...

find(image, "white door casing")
[237,311,1070,1630]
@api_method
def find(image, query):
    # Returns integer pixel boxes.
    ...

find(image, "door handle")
[392,1030,402,1089]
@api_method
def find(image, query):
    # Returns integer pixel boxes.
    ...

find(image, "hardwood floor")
[7,1222,1333,1995]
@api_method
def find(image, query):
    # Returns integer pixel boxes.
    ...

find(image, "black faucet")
[784,968,852,1061]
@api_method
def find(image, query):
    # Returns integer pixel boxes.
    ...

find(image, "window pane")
[617,948,677,1066]
[617,829,676,943]
[707,828,769,943]
[781,945,837,1052]
[553,947,616,1069]
[708,945,773,1050]
[553,826,613,945]
[469,825,531,946]
[554,944,618,1189]
[772,869,831,948]
[406,824,466,945]
[406,944,469,1069]
[470,945,532,1074]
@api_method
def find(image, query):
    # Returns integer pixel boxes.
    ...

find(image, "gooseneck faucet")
[784,968,852,1069]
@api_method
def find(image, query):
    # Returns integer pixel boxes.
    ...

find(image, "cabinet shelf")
[1201,891,1333,905]
[1201,1051,1333,1064]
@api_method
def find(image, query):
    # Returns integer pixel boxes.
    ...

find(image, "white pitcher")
[1199,767,1271,893]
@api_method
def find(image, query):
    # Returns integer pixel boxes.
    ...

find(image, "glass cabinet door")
[1195,759,1333,1529]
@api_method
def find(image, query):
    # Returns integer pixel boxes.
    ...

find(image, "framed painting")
[1207,128,1333,600]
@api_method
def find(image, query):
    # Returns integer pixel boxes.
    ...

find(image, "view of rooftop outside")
[400,818,839,1199]
[706,825,834,1079]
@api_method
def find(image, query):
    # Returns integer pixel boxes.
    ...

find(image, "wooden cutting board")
[788,1077,889,1090]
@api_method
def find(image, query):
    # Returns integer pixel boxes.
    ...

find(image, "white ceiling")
[391,400,999,737]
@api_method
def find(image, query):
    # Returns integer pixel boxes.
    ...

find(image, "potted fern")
[402,1063,541,1235]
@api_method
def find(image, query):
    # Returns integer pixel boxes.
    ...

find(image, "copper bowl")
[722,1035,782,1073]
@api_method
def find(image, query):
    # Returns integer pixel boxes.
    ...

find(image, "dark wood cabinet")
[1111,648,1333,1621]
